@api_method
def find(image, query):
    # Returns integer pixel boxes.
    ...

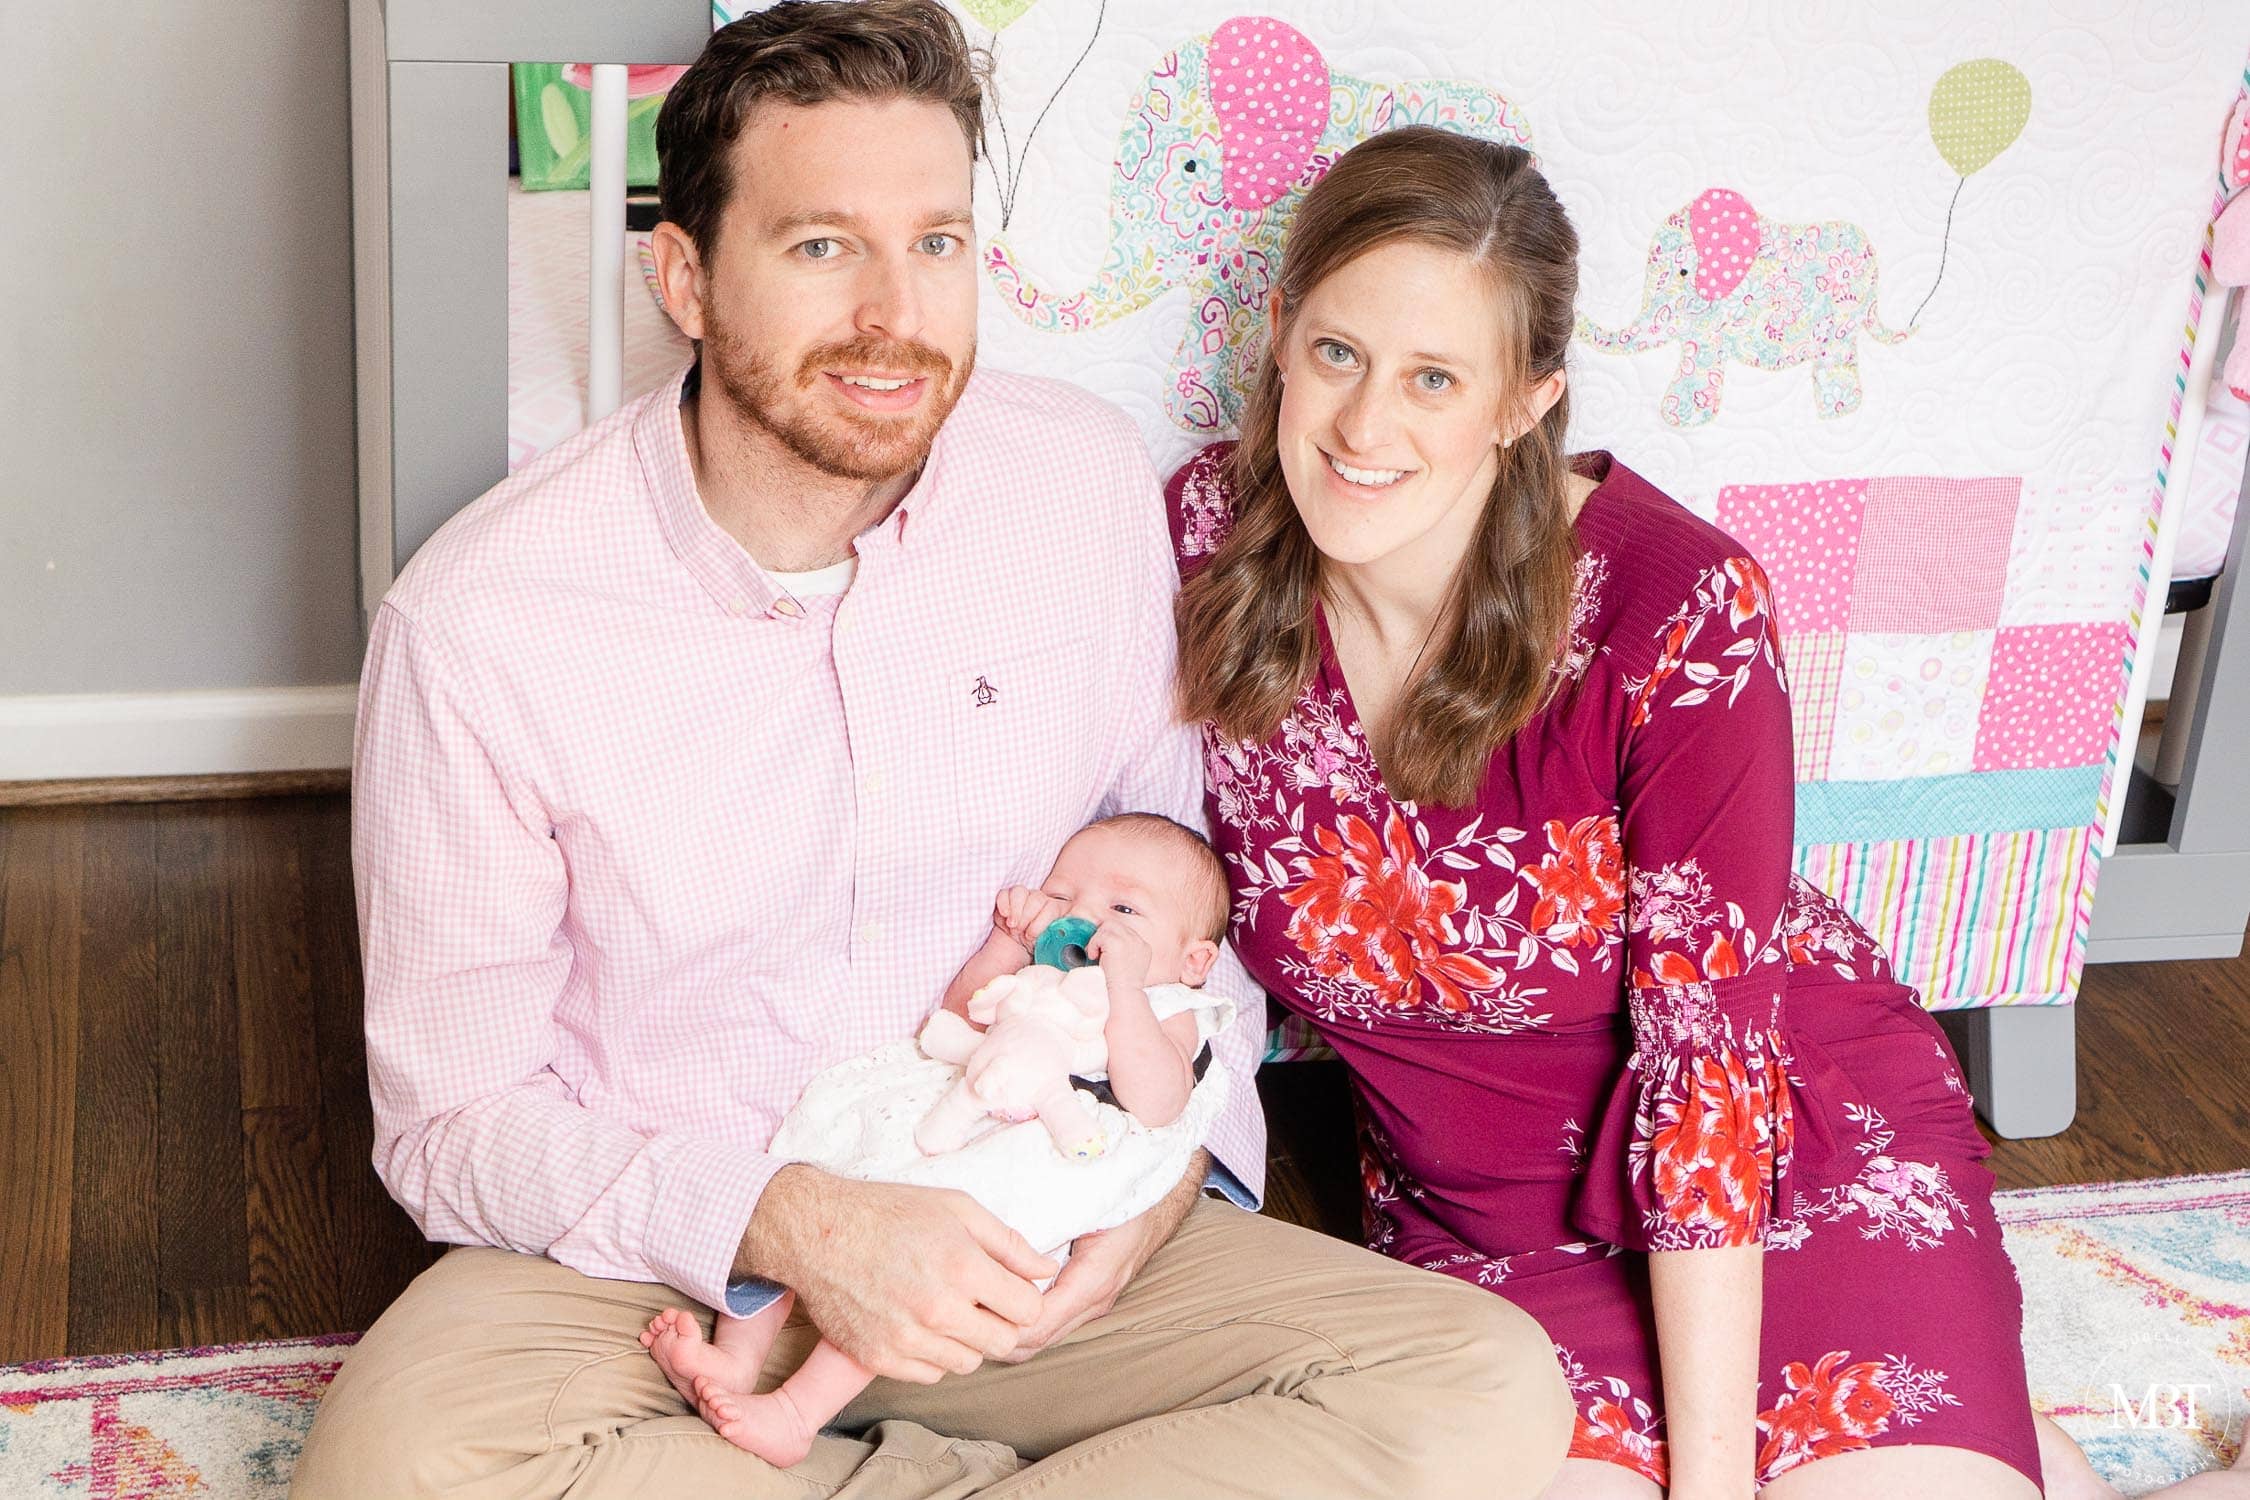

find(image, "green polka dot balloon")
[1929,59,2032,178]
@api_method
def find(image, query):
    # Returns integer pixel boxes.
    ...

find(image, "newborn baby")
[639,812,1236,1466]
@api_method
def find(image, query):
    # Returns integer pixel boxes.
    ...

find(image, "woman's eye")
[1315,340,1354,367]
[1416,369,1454,393]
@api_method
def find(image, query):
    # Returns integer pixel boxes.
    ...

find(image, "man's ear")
[1180,939,1221,987]
[648,221,708,342]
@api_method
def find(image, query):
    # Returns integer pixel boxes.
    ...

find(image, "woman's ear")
[648,221,707,342]
[1504,368,1568,445]
[1267,288,1291,380]
[1181,939,1221,987]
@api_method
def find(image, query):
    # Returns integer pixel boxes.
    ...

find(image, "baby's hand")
[1088,921,1152,989]
[995,886,1064,950]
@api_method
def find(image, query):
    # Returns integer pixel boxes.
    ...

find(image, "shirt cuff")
[722,1276,789,1319]
[643,1136,791,1313]
[1201,1152,1260,1211]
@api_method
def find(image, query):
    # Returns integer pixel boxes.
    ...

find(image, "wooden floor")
[2,793,2247,1364]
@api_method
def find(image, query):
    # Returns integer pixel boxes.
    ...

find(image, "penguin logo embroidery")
[971,675,998,708]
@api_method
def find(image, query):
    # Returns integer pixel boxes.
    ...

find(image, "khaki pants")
[291,1199,1573,1498]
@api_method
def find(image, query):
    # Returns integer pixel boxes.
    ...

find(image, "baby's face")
[1039,824,1219,987]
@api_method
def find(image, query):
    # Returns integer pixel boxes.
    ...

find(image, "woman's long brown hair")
[1175,127,1584,808]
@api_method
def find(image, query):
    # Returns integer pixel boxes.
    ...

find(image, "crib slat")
[587,62,627,423]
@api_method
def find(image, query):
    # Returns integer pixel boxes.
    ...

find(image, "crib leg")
[1952,1004,2078,1139]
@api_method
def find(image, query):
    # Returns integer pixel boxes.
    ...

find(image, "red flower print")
[1628,619,1691,728]
[1638,951,1702,990]
[1525,816,1626,948]
[1648,1048,1776,1243]
[1757,1352,1898,1479]
[1723,555,1773,629]
[1570,1397,1668,1488]
[1281,810,1503,1012]
[1703,932,1741,979]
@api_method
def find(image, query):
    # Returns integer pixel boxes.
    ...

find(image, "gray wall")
[0,0,363,695]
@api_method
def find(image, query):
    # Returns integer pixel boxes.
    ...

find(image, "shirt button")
[730,598,748,616]
[859,922,882,945]
[770,598,804,619]
[864,769,886,795]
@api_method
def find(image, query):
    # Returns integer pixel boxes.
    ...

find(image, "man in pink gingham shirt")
[292,4,1570,1497]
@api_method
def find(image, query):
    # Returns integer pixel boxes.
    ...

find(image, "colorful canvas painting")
[512,63,682,191]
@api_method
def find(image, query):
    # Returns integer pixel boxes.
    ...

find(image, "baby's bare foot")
[641,1308,756,1411]
[695,1374,823,1468]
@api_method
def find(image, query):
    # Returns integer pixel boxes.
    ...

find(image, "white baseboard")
[0,685,358,781]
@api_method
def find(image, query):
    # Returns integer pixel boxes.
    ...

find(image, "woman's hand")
[1647,1242,1763,1498]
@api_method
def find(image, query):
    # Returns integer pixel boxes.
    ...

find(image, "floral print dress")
[1169,445,2041,1492]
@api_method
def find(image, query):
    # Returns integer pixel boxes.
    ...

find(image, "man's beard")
[702,314,974,484]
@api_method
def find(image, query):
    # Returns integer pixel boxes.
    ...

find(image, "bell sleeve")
[1571,554,1799,1253]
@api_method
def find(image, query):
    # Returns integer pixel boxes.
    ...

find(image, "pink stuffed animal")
[914,965,1112,1160]
[2215,100,2250,401]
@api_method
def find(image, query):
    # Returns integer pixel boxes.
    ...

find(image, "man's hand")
[1087,920,1153,989]
[995,886,1067,950]
[737,1165,1057,1384]
[996,1149,1207,1364]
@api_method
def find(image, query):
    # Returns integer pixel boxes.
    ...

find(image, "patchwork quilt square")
[1999,481,2148,626]
[1974,623,2133,771]
[1830,631,1993,780]
[1848,477,2022,634]
[1780,631,1846,782]
[1714,480,1869,633]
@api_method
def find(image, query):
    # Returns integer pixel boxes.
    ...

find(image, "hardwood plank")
[232,797,318,1111]
[67,805,162,1357]
[300,794,442,1330]
[155,803,251,1303]
[0,810,85,1363]
[0,769,350,809]
[244,1104,344,1340]
[158,1285,252,1350]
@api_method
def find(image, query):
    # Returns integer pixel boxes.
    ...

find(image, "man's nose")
[854,251,925,345]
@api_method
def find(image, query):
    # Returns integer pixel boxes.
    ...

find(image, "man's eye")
[920,234,958,256]
[800,238,834,260]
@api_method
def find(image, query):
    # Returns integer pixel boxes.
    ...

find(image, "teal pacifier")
[1033,915,1098,970]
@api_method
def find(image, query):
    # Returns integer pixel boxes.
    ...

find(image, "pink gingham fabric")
[353,361,1267,1314]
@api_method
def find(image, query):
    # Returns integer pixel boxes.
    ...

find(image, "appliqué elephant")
[983,15,1531,433]
[1578,188,1915,428]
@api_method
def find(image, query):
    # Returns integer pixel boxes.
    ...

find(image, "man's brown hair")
[657,0,990,261]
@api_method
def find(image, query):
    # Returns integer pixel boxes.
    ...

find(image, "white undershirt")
[767,555,858,598]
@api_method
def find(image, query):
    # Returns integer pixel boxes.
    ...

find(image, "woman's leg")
[2035,1408,2250,1500]
[1755,1443,2040,1500]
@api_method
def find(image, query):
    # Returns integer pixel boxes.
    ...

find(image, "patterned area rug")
[3,1172,2243,1496]
[2005,1169,2250,1494]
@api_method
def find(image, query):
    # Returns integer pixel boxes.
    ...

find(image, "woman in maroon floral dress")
[1167,128,2188,1500]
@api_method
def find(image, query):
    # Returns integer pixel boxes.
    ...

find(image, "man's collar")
[639,359,959,615]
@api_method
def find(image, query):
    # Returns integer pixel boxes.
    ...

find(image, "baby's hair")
[1084,812,1230,942]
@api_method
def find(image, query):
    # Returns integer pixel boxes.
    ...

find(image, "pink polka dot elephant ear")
[1208,16,1331,212]
[1689,188,1761,302]
[2226,97,2250,191]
